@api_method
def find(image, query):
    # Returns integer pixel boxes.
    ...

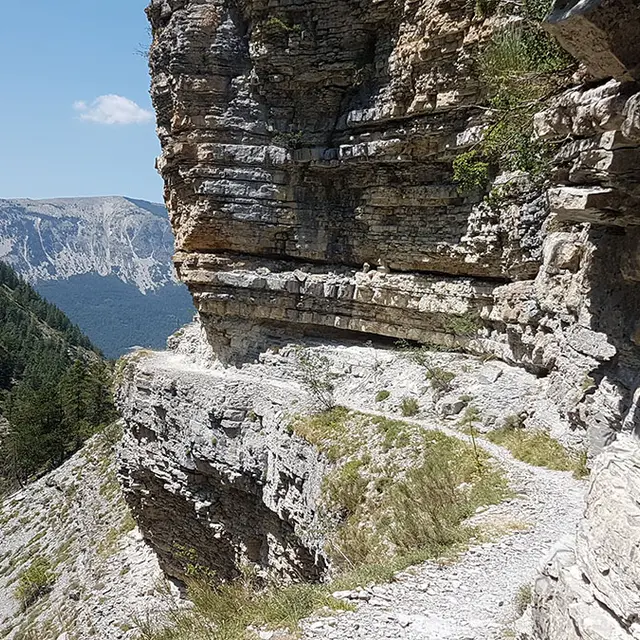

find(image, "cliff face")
[146,0,640,465]
[117,0,640,637]
[0,197,176,292]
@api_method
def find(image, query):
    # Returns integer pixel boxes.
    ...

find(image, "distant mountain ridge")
[0,196,194,357]
[0,196,177,293]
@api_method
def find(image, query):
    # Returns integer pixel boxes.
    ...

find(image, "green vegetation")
[142,409,509,639]
[515,583,533,616]
[486,420,588,477]
[474,0,499,18]
[36,273,194,359]
[0,262,118,492]
[14,555,56,610]
[454,0,575,191]
[137,577,352,640]
[262,17,302,34]
[294,409,509,570]
[400,397,420,417]
[395,339,457,394]
[294,348,337,410]
[375,389,390,402]
[425,367,456,394]
[272,130,305,150]
[444,313,482,338]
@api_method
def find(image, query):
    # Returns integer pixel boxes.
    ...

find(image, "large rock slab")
[545,0,640,81]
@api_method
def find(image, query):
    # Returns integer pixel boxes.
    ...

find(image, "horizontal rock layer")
[149,0,640,447]
[116,340,329,584]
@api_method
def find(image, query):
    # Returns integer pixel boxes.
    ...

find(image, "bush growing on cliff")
[453,0,575,191]
[294,348,338,410]
[400,396,420,417]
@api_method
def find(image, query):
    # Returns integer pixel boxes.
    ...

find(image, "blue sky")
[0,0,164,203]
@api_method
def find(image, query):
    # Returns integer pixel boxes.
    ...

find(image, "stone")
[544,0,640,81]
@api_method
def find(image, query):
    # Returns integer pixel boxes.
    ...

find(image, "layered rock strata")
[147,0,639,448]
[117,323,575,585]
[526,436,640,640]
[116,341,329,584]
[125,0,640,634]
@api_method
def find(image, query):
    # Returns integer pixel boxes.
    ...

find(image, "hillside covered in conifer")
[0,262,118,493]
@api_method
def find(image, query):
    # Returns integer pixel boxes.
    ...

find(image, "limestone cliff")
[116,0,640,637]
[146,0,639,452]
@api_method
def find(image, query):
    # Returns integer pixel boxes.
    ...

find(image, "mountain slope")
[0,196,194,357]
[0,262,117,492]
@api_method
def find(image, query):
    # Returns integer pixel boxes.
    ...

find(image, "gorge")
[117,0,640,637]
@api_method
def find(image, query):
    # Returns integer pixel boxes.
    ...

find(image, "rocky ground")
[299,421,585,640]
[122,329,588,640]
[0,426,176,640]
[1,336,588,640]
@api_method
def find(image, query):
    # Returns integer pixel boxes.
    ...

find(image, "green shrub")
[400,397,420,417]
[444,313,481,337]
[14,556,56,609]
[262,17,302,33]
[452,151,489,192]
[454,0,575,191]
[474,0,499,18]
[375,390,390,402]
[294,348,337,410]
[516,583,533,616]
[425,368,456,394]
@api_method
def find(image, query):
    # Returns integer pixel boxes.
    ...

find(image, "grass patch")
[312,411,510,571]
[14,555,56,610]
[400,397,419,417]
[137,577,353,640]
[486,423,588,477]
[375,390,390,402]
[142,410,510,640]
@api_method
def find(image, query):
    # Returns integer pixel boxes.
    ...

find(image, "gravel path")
[149,342,587,640]
[300,405,586,640]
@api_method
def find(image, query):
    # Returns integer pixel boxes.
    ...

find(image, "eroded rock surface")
[122,0,640,638]
[524,436,640,640]
[0,429,170,640]
[147,0,639,452]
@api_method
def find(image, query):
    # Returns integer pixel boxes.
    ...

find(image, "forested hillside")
[0,262,118,493]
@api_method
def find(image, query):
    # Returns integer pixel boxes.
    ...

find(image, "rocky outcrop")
[118,0,640,635]
[148,0,541,358]
[116,334,329,584]
[146,0,640,450]
[116,320,582,589]
[526,436,640,640]
[545,0,640,82]
[515,3,640,638]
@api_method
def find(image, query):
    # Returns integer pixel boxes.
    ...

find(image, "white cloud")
[73,95,154,125]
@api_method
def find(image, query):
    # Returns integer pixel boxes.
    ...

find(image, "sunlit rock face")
[146,0,639,446]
